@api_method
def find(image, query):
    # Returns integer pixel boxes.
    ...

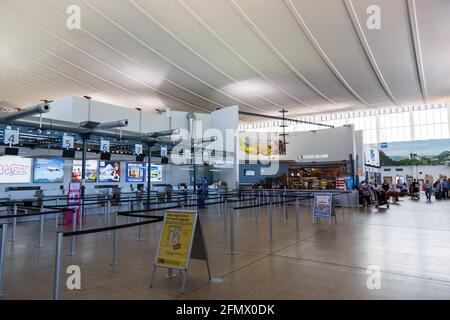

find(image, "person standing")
[447,178,450,199]
[440,179,448,199]
[382,180,390,192]
[424,180,433,202]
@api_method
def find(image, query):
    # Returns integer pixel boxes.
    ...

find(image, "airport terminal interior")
[0,0,449,301]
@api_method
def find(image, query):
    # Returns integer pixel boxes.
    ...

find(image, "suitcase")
[435,191,442,200]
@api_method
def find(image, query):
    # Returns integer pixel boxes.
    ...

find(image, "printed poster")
[312,193,333,218]
[155,211,197,270]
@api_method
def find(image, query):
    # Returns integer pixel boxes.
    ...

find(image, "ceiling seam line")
[11,64,81,93]
[283,0,371,109]
[176,0,311,108]
[228,0,339,107]
[13,4,210,113]
[344,0,401,107]
[406,0,429,106]
[8,43,100,92]
[83,0,266,113]
[128,0,283,110]
[3,4,209,113]
[0,69,47,91]
[37,0,225,111]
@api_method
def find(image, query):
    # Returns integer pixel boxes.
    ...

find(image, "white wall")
[211,106,239,188]
[279,125,357,163]
[381,165,450,183]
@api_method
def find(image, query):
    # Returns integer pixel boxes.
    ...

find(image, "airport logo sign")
[0,156,32,183]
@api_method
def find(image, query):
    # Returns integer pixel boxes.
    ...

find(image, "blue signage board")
[312,193,333,218]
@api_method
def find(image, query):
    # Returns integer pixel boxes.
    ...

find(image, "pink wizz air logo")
[0,164,30,176]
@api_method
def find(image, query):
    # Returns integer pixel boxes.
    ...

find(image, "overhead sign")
[100,140,110,153]
[135,144,143,155]
[3,128,20,146]
[155,210,198,270]
[0,156,32,184]
[62,135,75,150]
[312,193,333,218]
[160,146,167,157]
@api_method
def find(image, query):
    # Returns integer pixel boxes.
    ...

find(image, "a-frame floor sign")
[150,210,211,293]
[312,193,338,225]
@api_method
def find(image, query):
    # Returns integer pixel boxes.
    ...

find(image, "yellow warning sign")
[155,210,197,270]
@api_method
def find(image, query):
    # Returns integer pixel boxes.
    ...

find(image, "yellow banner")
[155,211,197,269]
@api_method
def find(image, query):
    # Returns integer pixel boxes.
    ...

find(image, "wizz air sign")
[0,156,32,183]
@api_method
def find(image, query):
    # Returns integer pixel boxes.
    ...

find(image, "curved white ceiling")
[0,0,448,117]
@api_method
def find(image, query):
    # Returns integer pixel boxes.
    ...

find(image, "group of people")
[358,177,450,205]
[358,179,411,207]
[423,178,450,202]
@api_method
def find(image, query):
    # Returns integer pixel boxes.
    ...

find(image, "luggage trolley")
[411,186,420,200]
[374,190,390,209]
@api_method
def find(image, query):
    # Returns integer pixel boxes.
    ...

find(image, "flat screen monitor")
[5,147,19,156]
[100,152,111,161]
[62,149,76,158]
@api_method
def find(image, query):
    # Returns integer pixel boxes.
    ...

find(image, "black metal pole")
[192,137,196,193]
[147,144,152,209]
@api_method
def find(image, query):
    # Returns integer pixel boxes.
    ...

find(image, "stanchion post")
[295,199,300,231]
[223,200,228,234]
[268,201,273,241]
[37,209,45,248]
[137,216,143,241]
[104,196,108,221]
[54,232,63,300]
[229,207,236,255]
[69,209,77,256]
[10,203,17,242]
[0,223,7,296]
[111,213,119,266]
[106,200,111,235]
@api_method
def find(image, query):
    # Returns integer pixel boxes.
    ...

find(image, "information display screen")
[99,161,120,182]
[0,156,32,184]
[72,160,98,182]
[33,158,65,183]
[126,162,145,182]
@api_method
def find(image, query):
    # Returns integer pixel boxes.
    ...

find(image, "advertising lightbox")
[72,160,98,182]
[99,161,120,182]
[126,162,145,183]
[33,158,65,183]
[150,164,163,182]
[125,163,163,183]
[0,156,32,184]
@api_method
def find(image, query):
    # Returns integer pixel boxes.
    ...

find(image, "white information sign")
[100,140,110,153]
[3,128,20,146]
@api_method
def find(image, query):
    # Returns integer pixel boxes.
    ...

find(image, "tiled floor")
[1,197,449,300]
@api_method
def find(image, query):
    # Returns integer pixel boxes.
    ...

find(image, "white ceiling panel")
[0,0,448,118]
